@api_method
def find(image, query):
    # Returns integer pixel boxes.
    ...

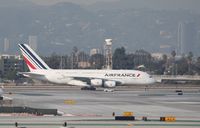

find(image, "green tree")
[171,50,176,75]
[113,47,127,69]
[6,70,17,80]
[90,54,104,69]
[126,54,135,69]
[195,57,200,74]
[151,54,168,75]
[44,53,60,69]
[162,54,168,63]
[171,50,176,59]
[134,49,152,70]
[187,51,193,74]
[176,57,188,75]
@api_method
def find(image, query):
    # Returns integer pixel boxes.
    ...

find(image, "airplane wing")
[18,72,90,87]
[17,72,122,87]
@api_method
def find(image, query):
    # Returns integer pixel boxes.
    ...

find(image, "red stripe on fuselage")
[23,55,36,70]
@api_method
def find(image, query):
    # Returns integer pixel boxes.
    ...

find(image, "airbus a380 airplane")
[18,44,155,89]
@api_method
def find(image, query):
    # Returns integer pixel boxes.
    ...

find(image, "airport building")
[28,36,38,51]
[90,48,101,56]
[0,54,25,79]
[178,22,198,55]
[134,49,151,67]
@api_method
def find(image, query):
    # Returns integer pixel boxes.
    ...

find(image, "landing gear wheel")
[81,86,96,91]
[104,89,114,92]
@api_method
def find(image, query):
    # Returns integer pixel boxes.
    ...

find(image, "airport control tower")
[104,39,113,69]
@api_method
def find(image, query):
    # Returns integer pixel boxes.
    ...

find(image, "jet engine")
[91,79,103,86]
[104,81,116,88]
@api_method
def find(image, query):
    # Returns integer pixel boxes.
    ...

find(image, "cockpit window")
[149,75,152,78]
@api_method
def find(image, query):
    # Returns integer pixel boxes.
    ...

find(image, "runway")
[1,84,200,128]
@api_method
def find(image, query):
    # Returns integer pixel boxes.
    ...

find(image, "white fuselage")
[29,69,155,86]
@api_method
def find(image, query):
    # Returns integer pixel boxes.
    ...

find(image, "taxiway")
[0,84,200,128]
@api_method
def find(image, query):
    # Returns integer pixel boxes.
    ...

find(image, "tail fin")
[18,44,50,71]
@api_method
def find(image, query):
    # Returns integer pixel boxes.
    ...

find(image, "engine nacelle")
[91,79,103,86]
[104,81,116,88]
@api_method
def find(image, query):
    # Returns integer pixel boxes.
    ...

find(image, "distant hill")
[0,0,200,56]
[88,0,200,13]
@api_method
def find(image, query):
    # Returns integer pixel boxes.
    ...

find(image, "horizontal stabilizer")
[18,72,46,81]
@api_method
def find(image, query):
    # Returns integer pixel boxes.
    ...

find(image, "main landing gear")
[104,88,114,92]
[81,86,96,91]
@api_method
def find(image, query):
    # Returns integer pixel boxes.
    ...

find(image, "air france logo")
[105,73,140,77]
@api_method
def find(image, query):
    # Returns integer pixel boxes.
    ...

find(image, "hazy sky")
[29,0,119,5]
[28,0,200,13]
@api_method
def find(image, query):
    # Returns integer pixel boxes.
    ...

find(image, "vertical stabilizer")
[18,44,50,71]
